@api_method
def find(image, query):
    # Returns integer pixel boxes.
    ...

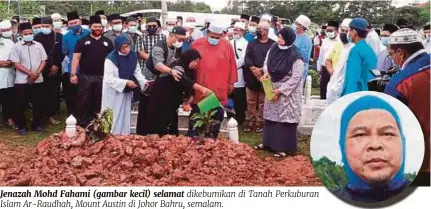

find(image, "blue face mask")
[41,28,52,35]
[381,37,389,46]
[33,28,41,34]
[208,37,219,46]
[23,35,34,42]
[347,34,352,43]
[71,25,82,33]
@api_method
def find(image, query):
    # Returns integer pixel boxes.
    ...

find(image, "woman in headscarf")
[333,95,408,203]
[142,49,211,136]
[255,26,305,157]
[101,35,148,135]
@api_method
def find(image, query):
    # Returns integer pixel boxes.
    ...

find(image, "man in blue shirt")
[341,18,377,96]
[244,16,259,42]
[293,15,313,82]
[61,11,90,116]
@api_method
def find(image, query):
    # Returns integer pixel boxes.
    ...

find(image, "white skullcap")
[183,22,196,29]
[295,15,311,29]
[341,18,352,28]
[208,20,224,34]
[51,13,62,20]
[234,22,246,30]
[389,28,421,45]
[261,14,272,22]
[0,20,12,29]
[258,21,270,30]
[166,18,177,23]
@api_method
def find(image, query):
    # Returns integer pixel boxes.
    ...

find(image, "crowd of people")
[0,9,429,183]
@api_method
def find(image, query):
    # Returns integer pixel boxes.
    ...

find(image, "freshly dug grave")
[0,128,322,186]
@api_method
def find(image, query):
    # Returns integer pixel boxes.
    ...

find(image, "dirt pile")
[0,128,322,186]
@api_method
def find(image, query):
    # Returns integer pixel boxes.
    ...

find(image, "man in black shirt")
[70,15,114,127]
[243,21,275,133]
[34,16,65,125]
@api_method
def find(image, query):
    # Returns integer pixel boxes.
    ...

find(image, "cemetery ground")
[0,87,322,186]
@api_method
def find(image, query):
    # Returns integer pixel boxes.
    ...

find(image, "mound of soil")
[0,128,322,186]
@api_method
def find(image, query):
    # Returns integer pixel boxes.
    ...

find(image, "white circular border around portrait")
[310,91,425,175]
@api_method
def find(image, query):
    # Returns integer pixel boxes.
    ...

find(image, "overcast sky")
[310,91,425,174]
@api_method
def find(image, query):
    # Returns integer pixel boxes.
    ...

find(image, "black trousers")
[43,73,62,118]
[232,87,246,125]
[136,94,151,135]
[320,66,330,100]
[14,83,43,130]
[0,87,14,123]
[75,74,103,128]
[62,73,78,116]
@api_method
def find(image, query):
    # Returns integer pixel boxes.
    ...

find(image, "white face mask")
[233,34,241,40]
[81,25,89,30]
[248,26,257,33]
[278,44,291,50]
[327,32,336,39]
[185,32,190,38]
[101,19,108,27]
[173,41,183,48]
[1,31,12,38]
[53,21,62,30]
[113,24,122,32]
[167,26,174,32]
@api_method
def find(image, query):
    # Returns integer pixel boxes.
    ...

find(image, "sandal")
[243,125,253,132]
[274,152,287,157]
[254,144,265,150]
[255,126,263,133]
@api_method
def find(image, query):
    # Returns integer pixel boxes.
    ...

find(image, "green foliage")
[308,69,320,89]
[86,108,114,143]
[312,156,348,190]
[405,172,417,182]
[191,108,221,140]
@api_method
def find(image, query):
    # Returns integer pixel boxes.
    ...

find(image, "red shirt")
[191,37,238,106]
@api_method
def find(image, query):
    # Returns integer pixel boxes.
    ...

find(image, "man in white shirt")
[366,24,382,56]
[0,21,16,128]
[317,20,341,99]
[230,22,248,125]
[162,18,178,37]
[9,22,47,135]
[184,20,203,40]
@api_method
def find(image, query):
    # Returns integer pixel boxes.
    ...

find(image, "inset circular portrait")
[310,91,424,206]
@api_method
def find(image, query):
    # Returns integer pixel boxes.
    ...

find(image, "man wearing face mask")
[62,11,90,116]
[182,22,196,51]
[243,21,275,133]
[229,22,248,125]
[384,28,430,186]
[341,18,377,97]
[0,20,15,42]
[70,15,114,127]
[51,13,63,34]
[326,18,354,105]
[95,10,108,33]
[34,17,65,125]
[10,22,47,135]
[245,16,259,42]
[292,15,312,82]
[32,17,42,35]
[125,16,143,53]
[163,18,178,37]
[423,24,430,54]
[377,24,398,72]
[104,14,133,48]
[318,20,341,99]
[188,21,238,138]
[0,20,16,129]
[136,26,186,135]
[313,26,326,61]
[136,17,166,79]
[10,20,20,43]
